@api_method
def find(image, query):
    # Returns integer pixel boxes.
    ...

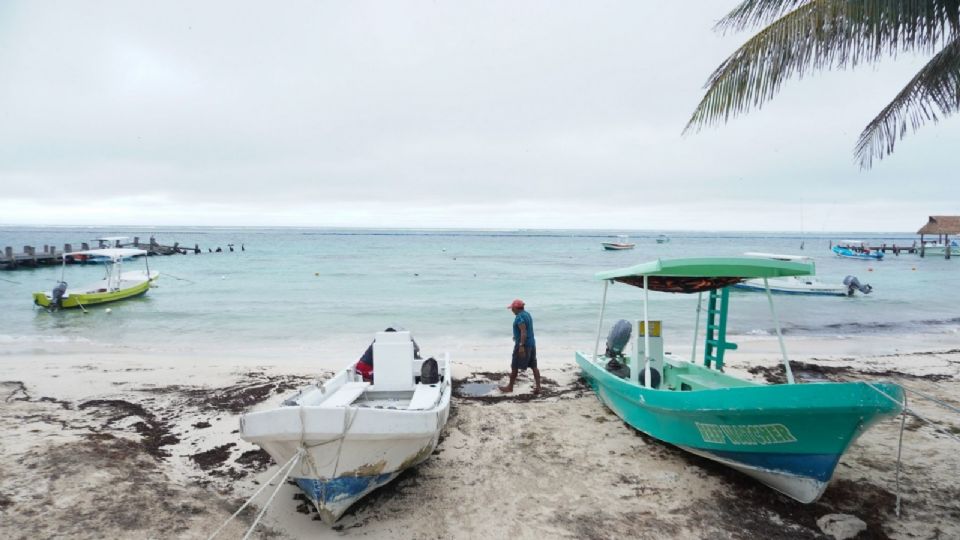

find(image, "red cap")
[509,299,525,310]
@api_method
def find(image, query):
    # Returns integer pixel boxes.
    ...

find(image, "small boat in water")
[576,257,902,503]
[33,248,158,309]
[602,235,635,250]
[733,253,872,296]
[832,240,883,260]
[656,234,670,244]
[919,240,959,257]
[240,331,451,523]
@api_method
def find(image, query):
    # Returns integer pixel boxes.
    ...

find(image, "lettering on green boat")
[695,422,797,445]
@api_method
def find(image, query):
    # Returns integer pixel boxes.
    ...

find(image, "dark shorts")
[512,344,537,371]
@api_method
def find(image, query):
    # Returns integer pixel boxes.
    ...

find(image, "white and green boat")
[576,257,902,503]
[33,248,159,310]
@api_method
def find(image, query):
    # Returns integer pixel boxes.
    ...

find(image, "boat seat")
[675,374,725,391]
[318,382,369,408]
[408,383,442,410]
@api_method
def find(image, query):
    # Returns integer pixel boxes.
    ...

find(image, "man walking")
[500,299,541,394]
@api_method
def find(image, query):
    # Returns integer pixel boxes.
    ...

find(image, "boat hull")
[602,243,635,251]
[732,279,848,297]
[575,352,902,502]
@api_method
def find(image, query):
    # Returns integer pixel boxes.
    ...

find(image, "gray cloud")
[0,1,955,230]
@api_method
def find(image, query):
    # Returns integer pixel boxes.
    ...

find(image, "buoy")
[221,275,226,280]
[867,267,873,272]
[912,267,917,271]
[314,272,319,276]
[105,308,112,314]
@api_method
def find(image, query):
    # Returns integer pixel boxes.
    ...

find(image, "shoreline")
[1,335,958,538]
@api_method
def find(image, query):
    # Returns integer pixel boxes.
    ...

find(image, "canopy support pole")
[60,256,66,282]
[764,277,795,384]
[592,280,609,362]
[643,275,651,388]
[691,292,702,363]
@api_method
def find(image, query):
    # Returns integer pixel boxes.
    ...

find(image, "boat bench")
[675,374,725,391]
[407,383,441,410]
[318,381,370,408]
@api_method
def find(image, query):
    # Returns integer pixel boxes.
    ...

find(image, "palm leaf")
[855,35,960,167]
[687,0,960,132]
[716,0,813,32]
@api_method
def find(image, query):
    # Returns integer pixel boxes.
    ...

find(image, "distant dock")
[1,236,240,270]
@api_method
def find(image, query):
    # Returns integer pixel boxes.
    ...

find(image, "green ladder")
[704,287,738,371]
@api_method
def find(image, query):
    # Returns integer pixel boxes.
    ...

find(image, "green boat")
[576,257,903,503]
[33,248,159,310]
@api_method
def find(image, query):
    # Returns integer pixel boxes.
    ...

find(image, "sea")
[1,226,957,358]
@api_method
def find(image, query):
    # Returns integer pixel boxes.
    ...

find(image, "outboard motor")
[420,357,440,384]
[605,319,632,358]
[843,275,873,295]
[51,281,68,309]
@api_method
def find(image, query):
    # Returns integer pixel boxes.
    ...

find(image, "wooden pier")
[1,236,218,270]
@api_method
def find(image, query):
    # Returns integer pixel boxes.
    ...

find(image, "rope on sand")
[864,382,960,518]
[207,449,303,540]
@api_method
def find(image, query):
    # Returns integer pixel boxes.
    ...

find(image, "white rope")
[899,384,960,415]
[863,381,960,519]
[895,393,907,518]
[241,451,303,540]
[206,450,303,540]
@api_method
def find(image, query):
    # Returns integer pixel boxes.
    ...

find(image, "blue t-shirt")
[512,310,535,347]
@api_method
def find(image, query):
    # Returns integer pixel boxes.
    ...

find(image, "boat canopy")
[65,248,147,261]
[596,257,815,293]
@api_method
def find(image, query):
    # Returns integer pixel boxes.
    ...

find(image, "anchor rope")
[206,449,303,540]
[298,398,361,508]
[241,451,303,540]
[863,381,960,519]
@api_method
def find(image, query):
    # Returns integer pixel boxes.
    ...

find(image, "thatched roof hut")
[917,216,960,235]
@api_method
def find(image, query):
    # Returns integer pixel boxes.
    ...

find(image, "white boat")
[602,235,635,250]
[656,234,670,244]
[239,331,451,524]
[735,253,872,296]
[919,240,959,257]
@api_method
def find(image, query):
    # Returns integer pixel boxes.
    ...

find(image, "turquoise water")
[1,226,957,355]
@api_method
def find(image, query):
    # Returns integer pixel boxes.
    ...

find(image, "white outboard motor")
[843,275,873,296]
[51,281,68,308]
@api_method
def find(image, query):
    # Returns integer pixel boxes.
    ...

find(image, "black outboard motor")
[843,275,873,296]
[605,319,632,358]
[51,281,67,309]
[420,357,440,384]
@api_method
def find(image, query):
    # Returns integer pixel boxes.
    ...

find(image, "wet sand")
[1,336,958,539]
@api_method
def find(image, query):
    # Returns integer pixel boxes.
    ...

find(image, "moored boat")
[602,235,635,250]
[733,253,872,296]
[832,240,883,260]
[32,248,159,309]
[576,257,902,503]
[240,330,451,523]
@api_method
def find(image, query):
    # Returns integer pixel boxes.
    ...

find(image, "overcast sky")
[0,1,955,231]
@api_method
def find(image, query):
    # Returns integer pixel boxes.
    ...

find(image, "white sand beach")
[1,335,959,539]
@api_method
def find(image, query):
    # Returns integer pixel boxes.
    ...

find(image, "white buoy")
[105,308,112,314]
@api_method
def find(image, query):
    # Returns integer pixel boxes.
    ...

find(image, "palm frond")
[855,36,960,167]
[687,0,960,133]
[716,0,812,32]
